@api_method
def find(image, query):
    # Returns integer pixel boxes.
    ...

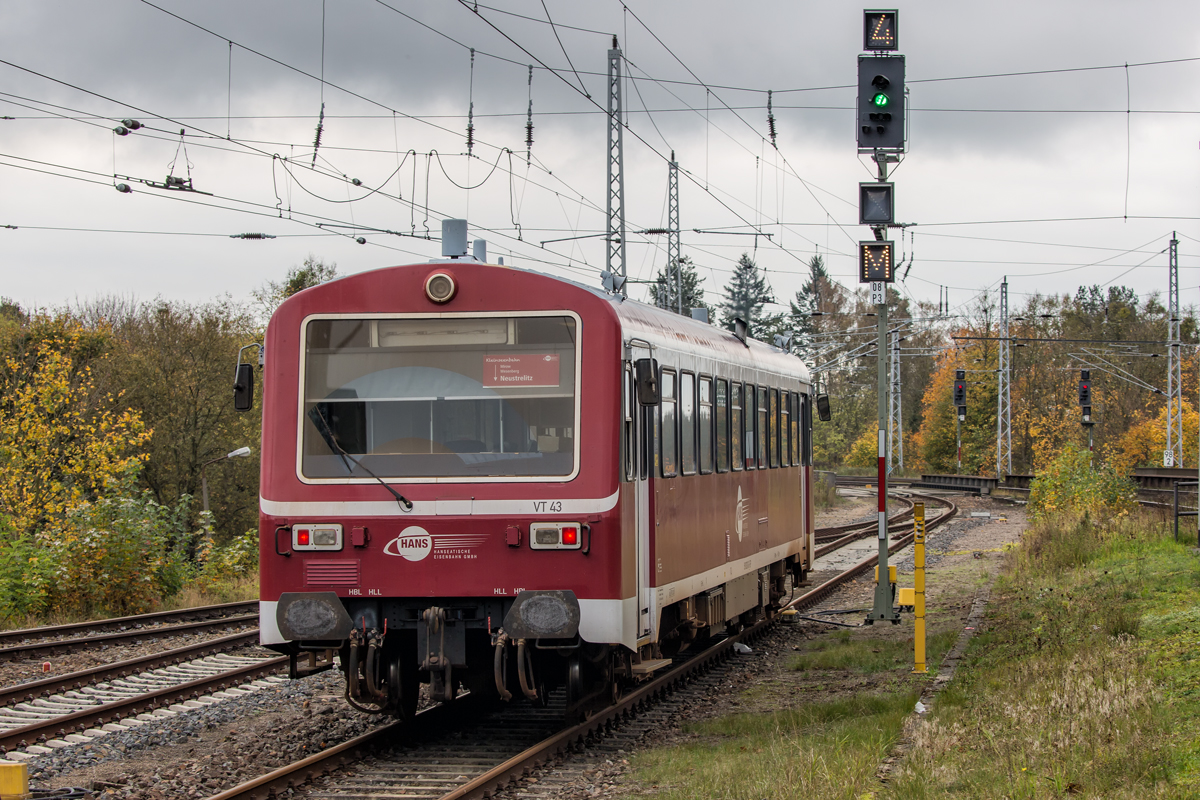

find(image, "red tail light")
[561,526,579,546]
[296,529,311,546]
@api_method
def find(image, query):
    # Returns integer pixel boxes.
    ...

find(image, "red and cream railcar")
[253,229,814,717]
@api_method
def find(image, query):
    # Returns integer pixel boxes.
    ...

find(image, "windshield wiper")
[307,406,413,512]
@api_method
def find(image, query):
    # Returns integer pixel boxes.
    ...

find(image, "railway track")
[0,652,286,756]
[0,601,258,661]
[0,602,282,759]
[204,490,960,800]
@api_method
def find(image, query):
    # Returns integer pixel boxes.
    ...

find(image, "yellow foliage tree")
[845,428,878,468]
[1106,401,1199,474]
[0,330,149,535]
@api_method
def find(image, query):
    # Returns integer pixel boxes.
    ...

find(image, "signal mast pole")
[996,277,1011,477]
[668,152,681,314]
[606,38,627,297]
[858,9,903,626]
[888,329,903,474]
[1167,234,1181,467]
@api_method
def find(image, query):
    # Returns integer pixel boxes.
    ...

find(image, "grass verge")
[632,510,1200,798]
[884,512,1200,799]
[635,690,919,800]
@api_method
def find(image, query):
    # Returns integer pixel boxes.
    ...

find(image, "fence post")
[1174,481,1179,543]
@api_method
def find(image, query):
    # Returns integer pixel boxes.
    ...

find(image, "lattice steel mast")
[888,330,903,474]
[606,38,627,297]
[667,151,681,313]
[996,277,1012,477]
[1167,234,1182,466]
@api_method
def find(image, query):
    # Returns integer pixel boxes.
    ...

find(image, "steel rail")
[815,496,953,559]
[0,615,259,661]
[0,656,286,754]
[0,601,257,648]
[815,494,916,542]
[0,630,260,708]
[793,492,958,612]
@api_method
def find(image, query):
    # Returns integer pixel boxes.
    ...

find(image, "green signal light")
[871,92,890,108]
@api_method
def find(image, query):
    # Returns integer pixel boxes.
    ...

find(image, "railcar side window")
[623,365,636,481]
[698,377,714,474]
[660,370,677,477]
[781,391,790,467]
[743,384,756,470]
[680,372,696,476]
[791,393,800,465]
[769,389,779,468]
[730,382,743,472]
[801,392,813,466]
[715,379,729,473]
[301,315,577,479]
[757,386,768,469]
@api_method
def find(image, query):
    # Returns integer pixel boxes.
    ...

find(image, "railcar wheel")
[388,654,419,721]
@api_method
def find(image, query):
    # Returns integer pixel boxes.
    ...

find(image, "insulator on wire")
[229,232,276,240]
[525,65,534,162]
[312,103,325,167]
[351,178,362,186]
[466,48,476,157]
[113,126,129,136]
[767,90,777,148]
[115,183,132,194]
[355,237,366,245]
[121,119,142,130]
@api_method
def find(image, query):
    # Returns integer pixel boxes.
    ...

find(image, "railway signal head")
[857,55,905,151]
[953,370,967,408]
[859,182,894,225]
[859,241,894,282]
[1078,370,1091,406]
[863,10,899,51]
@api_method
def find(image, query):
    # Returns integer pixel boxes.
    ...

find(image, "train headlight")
[293,524,344,551]
[425,271,457,303]
[529,522,582,550]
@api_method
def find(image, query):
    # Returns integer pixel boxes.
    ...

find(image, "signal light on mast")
[863,9,899,50]
[859,241,895,282]
[953,370,967,410]
[1078,369,1091,406]
[857,55,905,150]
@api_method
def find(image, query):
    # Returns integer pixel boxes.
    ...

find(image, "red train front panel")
[257,262,634,654]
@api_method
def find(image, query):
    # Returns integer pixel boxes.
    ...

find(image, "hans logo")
[384,526,433,562]
[735,486,749,542]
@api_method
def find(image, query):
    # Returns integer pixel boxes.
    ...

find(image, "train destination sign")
[483,354,560,387]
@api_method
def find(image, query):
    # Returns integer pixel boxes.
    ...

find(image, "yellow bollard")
[0,761,29,800]
[913,503,927,673]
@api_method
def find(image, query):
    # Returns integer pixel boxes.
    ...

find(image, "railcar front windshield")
[301,315,578,479]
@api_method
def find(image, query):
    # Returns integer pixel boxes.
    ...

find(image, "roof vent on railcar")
[441,218,469,258]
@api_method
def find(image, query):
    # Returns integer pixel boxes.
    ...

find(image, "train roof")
[515,261,813,386]
[278,257,811,385]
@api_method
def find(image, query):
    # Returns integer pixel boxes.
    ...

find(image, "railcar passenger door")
[629,347,655,641]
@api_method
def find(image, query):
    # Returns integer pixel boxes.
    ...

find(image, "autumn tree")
[0,317,149,535]
[87,298,262,541]
[252,256,338,320]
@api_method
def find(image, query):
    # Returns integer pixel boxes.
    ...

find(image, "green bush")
[195,527,259,585]
[0,517,59,619]
[1028,443,1137,520]
[49,469,199,616]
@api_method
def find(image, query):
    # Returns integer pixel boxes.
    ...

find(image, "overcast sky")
[2,0,1198,321]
